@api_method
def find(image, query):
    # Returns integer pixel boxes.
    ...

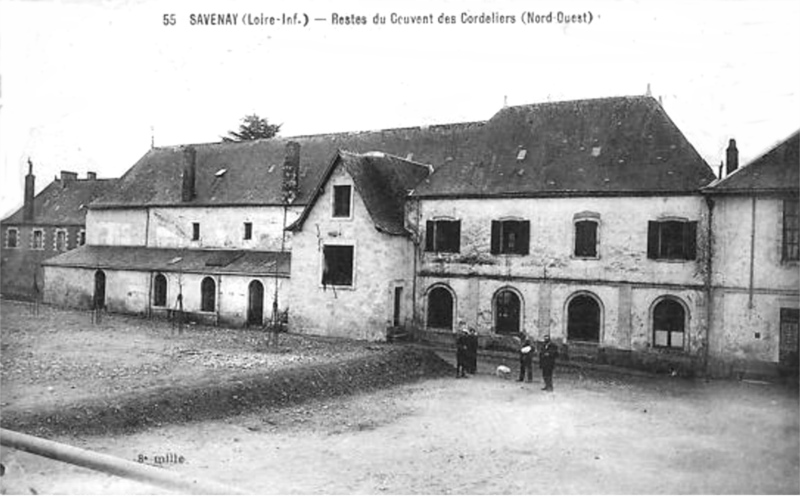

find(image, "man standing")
[518,334,533,382]
[539,335,559,391]
[466,328,479,375]
[455,327,469,378]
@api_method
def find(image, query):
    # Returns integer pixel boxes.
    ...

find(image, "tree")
[222,114,281,142]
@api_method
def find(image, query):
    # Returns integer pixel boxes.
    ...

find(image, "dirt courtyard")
[3,364,798,494]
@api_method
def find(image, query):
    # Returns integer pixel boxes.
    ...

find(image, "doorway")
[248,280,264,326]
[93,270,106,310]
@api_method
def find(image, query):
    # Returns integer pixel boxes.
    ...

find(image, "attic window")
[592,147,602,157]
[516,149,527,161]
[215,169,227,177]
[332,185,352,218]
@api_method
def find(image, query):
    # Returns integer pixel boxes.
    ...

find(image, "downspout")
[703,196,714,376]
[748,197,757,308]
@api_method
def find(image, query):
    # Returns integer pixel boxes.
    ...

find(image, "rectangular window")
[333,185,352,218]
[79,230,86,246]
[244,222,253,240]
[32,229,44,250]
[192,222,200,241]
[491,220,530,255]
[322,245,354,287]
[55,230,66,251]
[6,228,18,248]
[575,220,598,257]
[647,220,697,261]
[425,220,461,253]
[783,199,799,262]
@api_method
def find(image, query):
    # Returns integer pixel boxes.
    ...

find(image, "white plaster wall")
[414,196,708,286]
[289,166,413,341]
[87,209,147,246]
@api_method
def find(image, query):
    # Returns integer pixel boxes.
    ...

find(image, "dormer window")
[333,185,352,218]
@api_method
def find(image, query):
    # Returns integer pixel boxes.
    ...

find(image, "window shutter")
[685,221,697,260]
[425,221,434,252]
[453,221,461,253]
[647,221,659,259]
[518,221,530,255]
[491,221,501,255]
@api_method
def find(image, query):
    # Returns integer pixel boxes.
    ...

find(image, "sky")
[0,0,798,218]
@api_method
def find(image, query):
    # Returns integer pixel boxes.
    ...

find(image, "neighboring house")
[287,151,431,341]
[704,131,800,376]
[1,164,115,300]
[407,96,716,372]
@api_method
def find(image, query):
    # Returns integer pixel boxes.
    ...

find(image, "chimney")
[718,161,724,179]
[87,171,97,180]
[23,158,35,222]
[60,170,78,182]
[282,141,300,203]
[726,139,739,176]
[181,146,197,202]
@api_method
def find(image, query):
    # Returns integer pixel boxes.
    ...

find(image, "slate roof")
[90,122,483,209]
[42,245,291,276]
[289,151,431,235]
[2,178,117,226]
[412,96,716,197]
[704,130,799,195]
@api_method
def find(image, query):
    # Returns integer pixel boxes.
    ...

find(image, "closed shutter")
[452,221,461,253]
[684,221,698,260]
[425,221,434,252]
[490,221,501,255]
[518,221,530,255]
[647,221,659,259]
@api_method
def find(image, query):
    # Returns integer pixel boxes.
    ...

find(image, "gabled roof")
[2,177,117,226]
[704,130,799,195]
[288,151,431,235]
[42,245,290,276]
[412,96,716,198]
[90,122,482,209]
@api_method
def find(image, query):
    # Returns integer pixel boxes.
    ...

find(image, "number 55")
[163,14,176,26]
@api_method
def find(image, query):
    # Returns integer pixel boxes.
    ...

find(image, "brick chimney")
[181,146,197,202]
[282,141,300,203]
[60,170,78,182]
[726,139,739,176]
[23,158,35,222]
[87,171,97,180]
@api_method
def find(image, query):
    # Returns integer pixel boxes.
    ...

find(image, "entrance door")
[567,294,600,342]
[93,270,106,310]
[495,290,521,335]
[393,287,403,327]
[780,308,799,369]
[248,280,264,326]
[427,287,454,330]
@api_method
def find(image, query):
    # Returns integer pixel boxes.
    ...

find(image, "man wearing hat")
[539,335,559,391]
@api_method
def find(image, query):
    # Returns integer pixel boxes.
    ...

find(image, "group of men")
[455,326,559,391]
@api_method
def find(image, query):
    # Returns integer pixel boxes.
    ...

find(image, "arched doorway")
[427,286,454,330]
[93,270,106,310]
[495,289,521,335]
[201,277,216,312]
[153,273,167,307]
[248,280,264,326]
[567,293,601,342]
[653,297,686,349]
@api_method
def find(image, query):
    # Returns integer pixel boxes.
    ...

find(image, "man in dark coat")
[466,328,479,374]
[539,335,559,391]
[518,334,533,382]
[455,330,469,378]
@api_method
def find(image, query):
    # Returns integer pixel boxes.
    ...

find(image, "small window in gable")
[6,228,18,248]
[244,222,253,240]
[425,220,461,253]
[647,220,697,261]
[333,185,352,218]
[491,220,530,255]
[322,245,354,287]
[575,220,598,258]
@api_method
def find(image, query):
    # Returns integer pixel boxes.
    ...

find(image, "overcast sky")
[1,0,798,217]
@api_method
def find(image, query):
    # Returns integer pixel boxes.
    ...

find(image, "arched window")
[427,286,454,330]
[495,289,522,335]
[653,298,686,349]
[153,273,167,307]
[567,293,601,342]
[201,277,216,312]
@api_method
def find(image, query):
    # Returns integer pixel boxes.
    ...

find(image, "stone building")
[704,131,799,376]
[0,163,115,300]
